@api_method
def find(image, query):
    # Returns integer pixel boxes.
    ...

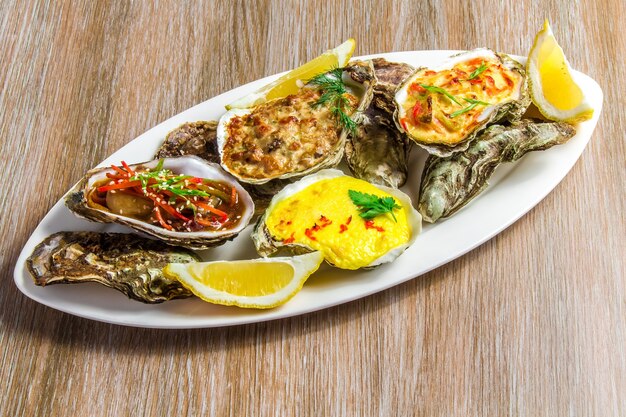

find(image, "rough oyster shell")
[345,58,415,188]
[395,48,531,157]
[418,119,576,222]
[251,169,422,269]
[26,232,198,303]
[155,121,220,163]
[216,61,376,185]
[65,156,255,250]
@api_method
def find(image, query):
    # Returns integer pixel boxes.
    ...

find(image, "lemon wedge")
[163,252,324,309]
[225,38,356,110]
[526,20,593,122]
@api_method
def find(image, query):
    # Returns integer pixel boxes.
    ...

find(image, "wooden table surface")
[1,1,624,415]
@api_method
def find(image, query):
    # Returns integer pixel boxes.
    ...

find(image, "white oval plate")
[14,51,603,329]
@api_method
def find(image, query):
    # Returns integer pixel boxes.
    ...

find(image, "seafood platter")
[14,25,603,328]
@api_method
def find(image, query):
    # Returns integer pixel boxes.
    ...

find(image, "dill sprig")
[307,68,358,133]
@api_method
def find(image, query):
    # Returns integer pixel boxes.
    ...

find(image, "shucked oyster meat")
[26,232,198,303]
[418,119,576,222]
[395,49,531,156]
[65,156,255,250]
[216,61,375,184]
[345,58,415,188]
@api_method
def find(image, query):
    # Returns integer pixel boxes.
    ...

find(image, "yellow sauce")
[265,176,411,270]
[399,56,522,146]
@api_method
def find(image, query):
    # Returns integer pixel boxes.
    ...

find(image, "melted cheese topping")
[398,56,522,146]
[265,176,411,270]
[222,89,357,181]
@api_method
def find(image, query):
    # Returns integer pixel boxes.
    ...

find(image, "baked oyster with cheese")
[216,62,375,184]
[395,48,531,156]
[251,169,422,270]
[65,156,255,250]
[26,232,198,303]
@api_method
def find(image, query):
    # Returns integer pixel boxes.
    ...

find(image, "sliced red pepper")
[195,202,228,221]
[153,207,173,231]
[230,187,237,207]
[121,161,135,176]
[412,101,423,121]
[110,165,129,177]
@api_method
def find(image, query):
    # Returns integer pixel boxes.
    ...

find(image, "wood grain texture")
[1,0,624,415]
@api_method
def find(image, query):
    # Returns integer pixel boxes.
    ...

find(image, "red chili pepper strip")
[121,161,135,176]
[110,165,129,177]
[195,202,228,221]
[230,187,237,207]
[283,233,295,244]
[106,173,128,180]
[412,101,423,121]
[304,228,317,241]
[153,207,173,231]
[145,193,191,221]
[339,224,348,233]
[98,180,143,192]
[195,217,218,228]
[364,220,385,232]
[188,177,202,184]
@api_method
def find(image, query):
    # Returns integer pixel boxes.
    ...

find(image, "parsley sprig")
[307,68,358,133]
[348,190,401,222]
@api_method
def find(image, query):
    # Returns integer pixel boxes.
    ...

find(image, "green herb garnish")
[419,84,462,106]
[450,97,491,118]
[467,62,487,80]
[307,68,358,133]
[348,190,401,222]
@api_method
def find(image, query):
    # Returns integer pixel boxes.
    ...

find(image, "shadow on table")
[1,264,454,355]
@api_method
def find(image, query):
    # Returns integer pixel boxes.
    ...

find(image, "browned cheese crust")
[222,88,357,180]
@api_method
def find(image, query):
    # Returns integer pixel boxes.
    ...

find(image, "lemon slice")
[225,38,356,110]
[163,252,324,309]
[526,20,593,122]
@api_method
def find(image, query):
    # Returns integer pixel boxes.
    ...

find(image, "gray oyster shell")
[345,58,415,188]
[395,49,532,157]
[216,61,376,185]
[155,121,220,163]
[26,232,199,303]
[65,156,255,250]
[418,119,576,222]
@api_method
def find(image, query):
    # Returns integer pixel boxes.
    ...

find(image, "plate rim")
[13,50,604,329]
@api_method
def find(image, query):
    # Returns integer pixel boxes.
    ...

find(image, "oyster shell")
[251,169,422,270]
[395,48,531,156]
[345,58,415,188]
[65,156,255,250]
[26,232,198,303]
[216,61,375,185]
[155,121,220,163]
[418,119,576,222]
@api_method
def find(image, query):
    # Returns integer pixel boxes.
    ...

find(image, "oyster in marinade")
[251,169,422,270]
[65,156,255,249]
[26,232,198,303]
[216,61,375,185]
[345,58,415,188]
[418,119,576,222]
[395,49,531,156]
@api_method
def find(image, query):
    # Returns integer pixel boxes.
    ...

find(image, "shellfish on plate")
[65,156,255,250]
[216,61,375,185]
[395,48,531,156]
[251,169,422,270]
